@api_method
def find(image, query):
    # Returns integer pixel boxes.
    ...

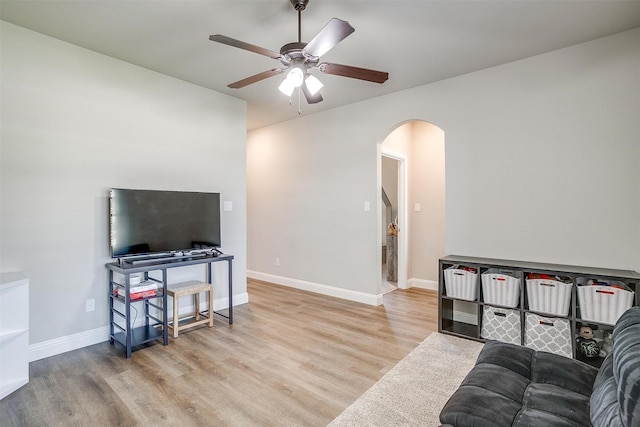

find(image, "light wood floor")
[1,279,438,427]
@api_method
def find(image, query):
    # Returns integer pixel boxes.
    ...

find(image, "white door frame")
[381,149,408,290]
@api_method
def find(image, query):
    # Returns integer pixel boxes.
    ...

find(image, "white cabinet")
[0,272,29,399]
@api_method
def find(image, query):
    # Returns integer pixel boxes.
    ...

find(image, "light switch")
[415,203,421,212]
[223,201,233,211]
[364,201,371,212]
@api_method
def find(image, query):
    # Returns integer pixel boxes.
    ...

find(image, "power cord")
[130,304,138,330]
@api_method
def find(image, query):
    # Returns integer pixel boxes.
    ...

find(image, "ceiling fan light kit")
[209,0,388,111]
[278,67,303,96]
[304,75,323,96]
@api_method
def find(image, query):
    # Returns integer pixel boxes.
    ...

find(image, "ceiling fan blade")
[303,18,355,58]
[302,84,323,104]
[209,34,282,60]
[228,69,284,89]
[318,63,389,84]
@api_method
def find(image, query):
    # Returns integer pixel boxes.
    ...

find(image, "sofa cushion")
[532,350,598,396]
[475,339,533,379]
[521,383,592,426]
[440,341,599,427]
[438,383,524,426]
[590,306,640,427]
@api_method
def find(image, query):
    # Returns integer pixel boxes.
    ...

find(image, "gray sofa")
[439,306,640,426]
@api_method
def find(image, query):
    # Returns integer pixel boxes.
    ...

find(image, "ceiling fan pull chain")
[297,87,302,115]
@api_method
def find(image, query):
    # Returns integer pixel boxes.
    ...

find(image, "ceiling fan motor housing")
[279,42,319,69]
[290,0,309,11]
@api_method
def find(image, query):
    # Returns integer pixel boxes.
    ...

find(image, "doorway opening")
[381,153,405,294]
[378,120,445,295]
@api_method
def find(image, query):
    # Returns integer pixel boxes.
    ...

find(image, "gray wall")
[247,28,640,300]
[0,22,248,347]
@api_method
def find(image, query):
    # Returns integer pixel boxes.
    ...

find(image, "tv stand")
[106,253,234,357]
[129,252,208,265]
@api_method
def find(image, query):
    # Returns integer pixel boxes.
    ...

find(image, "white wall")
[247,116,381,303]
[0,22,248,353]
[379,121,446,287]
[409,122,445,284]
[247,28,640,302]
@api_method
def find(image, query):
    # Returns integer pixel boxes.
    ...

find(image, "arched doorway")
[378,120,445,294]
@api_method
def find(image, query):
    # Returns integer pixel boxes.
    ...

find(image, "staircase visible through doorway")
[381,259,397,294]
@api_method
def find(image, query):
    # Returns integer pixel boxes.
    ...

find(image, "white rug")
[329,333,484,427]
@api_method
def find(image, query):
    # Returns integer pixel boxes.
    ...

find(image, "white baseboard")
[407,278,438,291]
[29,326,111,362]
[28,292,249,362]
[247,270,382,306]
[247,272,478,328]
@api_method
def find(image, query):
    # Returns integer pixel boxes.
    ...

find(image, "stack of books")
[115,281,158,300]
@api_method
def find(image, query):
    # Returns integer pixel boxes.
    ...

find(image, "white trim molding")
[407,278,438,291]
[248,270,383,306]
[29,326,111,362]
[28,292,249,362]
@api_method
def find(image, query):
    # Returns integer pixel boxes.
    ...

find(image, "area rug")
[328,333,484,427]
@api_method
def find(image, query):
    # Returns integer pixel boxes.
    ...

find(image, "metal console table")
[106,253,234,357]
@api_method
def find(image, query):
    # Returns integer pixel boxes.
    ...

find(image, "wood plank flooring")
[1,279,438,427]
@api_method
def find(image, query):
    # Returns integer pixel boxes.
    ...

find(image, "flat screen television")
[109,188,221,259]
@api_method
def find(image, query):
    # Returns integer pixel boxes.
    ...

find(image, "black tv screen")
[109,188,221,258]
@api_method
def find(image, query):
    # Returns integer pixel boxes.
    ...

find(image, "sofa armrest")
[590,307,640,427]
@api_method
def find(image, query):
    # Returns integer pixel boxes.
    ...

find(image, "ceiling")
[2,1,639,130]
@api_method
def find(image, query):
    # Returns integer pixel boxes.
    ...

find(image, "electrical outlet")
[86,298,95,312]
[276,257,280,266]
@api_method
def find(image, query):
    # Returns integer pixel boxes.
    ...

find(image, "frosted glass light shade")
[304,75,323,95]
[287,67,304,87]
[278,67,305,96]
[278,79,296,96]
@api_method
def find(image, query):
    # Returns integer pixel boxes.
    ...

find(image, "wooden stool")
[167,280,214,338]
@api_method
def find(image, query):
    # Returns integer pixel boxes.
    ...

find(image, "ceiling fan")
[209,0,389,106]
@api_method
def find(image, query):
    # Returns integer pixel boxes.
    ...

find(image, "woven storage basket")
[444,267,478,301]
[577,281,634,325]
[481,269,520,308]
[526,278,572,316]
